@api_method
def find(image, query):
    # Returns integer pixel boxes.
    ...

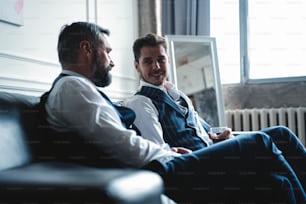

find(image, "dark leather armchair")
[0,91,164,204]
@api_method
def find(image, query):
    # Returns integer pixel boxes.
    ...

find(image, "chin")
[152,81,163,86]
[95,77,112,87]
[94,72,112,87]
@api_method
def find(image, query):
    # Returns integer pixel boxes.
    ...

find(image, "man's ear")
[134,61,140,72]
[80,40,91,55]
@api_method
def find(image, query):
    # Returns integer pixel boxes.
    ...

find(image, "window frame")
[239,0,306,85]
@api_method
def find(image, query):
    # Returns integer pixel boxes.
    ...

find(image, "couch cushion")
[0,92,39,170]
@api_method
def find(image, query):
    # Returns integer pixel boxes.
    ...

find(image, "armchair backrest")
[0,92,39,170]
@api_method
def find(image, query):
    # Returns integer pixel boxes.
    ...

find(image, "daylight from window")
[211,0,306,84]
[248,0,306,80]
[211,0,240,84]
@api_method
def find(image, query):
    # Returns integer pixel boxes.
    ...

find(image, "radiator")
[225,107,306,146]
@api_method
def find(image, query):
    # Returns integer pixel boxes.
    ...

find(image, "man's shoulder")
[54,75,95,90]
[124,94,151,104]
[48,75,100,102]
[123,94,154,109]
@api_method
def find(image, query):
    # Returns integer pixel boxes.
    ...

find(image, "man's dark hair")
[133,33,167,62]
[57,21,110,66]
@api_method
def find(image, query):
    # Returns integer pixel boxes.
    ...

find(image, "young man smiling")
[124,33,306,203]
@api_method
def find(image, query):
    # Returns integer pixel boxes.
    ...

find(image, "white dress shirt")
[46,70,179,168]
[123,80,213,147]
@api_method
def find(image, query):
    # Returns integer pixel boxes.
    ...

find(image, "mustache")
[151,70,165,75]
[151,69,164,73]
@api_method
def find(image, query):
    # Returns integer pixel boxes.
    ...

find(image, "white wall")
[0,0,139,99]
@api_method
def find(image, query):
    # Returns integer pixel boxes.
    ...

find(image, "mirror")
[165,35,226,126]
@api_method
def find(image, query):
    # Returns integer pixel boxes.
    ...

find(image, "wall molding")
[0,74,136,98]
[0,76,51,96]
[0,76,50,86]
[0,51,137,97]
[0,51,59,95]
[0,51,137,81]
[0,51,59,67]
[0,84,46,93]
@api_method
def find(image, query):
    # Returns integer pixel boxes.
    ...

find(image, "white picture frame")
[0,0,24,26]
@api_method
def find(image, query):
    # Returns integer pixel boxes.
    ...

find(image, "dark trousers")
[262,126,306,188]
[144,127,306,204]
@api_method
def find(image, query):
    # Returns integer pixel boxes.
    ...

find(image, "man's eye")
[158,58,166,63]
[144,60,153,64]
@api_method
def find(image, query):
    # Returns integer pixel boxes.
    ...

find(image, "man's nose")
[153,61,160,69]
[110,60,115,67]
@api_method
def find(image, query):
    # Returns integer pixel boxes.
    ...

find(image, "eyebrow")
[143,57,153,61]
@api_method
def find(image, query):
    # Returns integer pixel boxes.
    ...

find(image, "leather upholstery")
[0,91,164,203]
[0,91,37,170]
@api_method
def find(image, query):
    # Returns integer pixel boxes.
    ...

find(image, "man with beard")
[41,22,305,204]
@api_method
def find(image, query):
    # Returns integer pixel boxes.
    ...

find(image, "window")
[211,0,306,84]
[211,0,240,84]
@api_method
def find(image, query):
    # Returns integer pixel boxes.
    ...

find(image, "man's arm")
[123,95,166,145]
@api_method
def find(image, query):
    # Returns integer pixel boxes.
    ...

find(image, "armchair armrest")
[0,162,163,204]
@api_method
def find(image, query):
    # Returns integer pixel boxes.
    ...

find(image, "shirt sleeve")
[46,76,178,168]
[123,95,166,146]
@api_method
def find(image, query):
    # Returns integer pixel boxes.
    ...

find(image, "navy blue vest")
[137,86,209,150]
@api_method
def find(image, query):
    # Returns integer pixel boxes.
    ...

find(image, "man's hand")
[209,127,233,143]
[171,147,192,154]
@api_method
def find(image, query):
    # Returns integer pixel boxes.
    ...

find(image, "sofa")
[0,91,165,203]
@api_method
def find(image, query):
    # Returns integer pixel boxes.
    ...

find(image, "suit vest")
[137,86,208,150]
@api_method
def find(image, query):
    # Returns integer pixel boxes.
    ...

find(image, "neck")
[63,64,91,79]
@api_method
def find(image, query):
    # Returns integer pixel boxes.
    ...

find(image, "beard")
[93,66,112,87]
[92,51,113,87]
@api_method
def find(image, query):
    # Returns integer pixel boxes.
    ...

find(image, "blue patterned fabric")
[137,86,209,150]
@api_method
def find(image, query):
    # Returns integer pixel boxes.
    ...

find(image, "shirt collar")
[138,80,167,92]
[61,70,84,77]
[138,80,181,101]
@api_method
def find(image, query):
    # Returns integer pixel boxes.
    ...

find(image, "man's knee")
[250,132,282,155]
[252,132,272,146]
[263,125,291,135]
